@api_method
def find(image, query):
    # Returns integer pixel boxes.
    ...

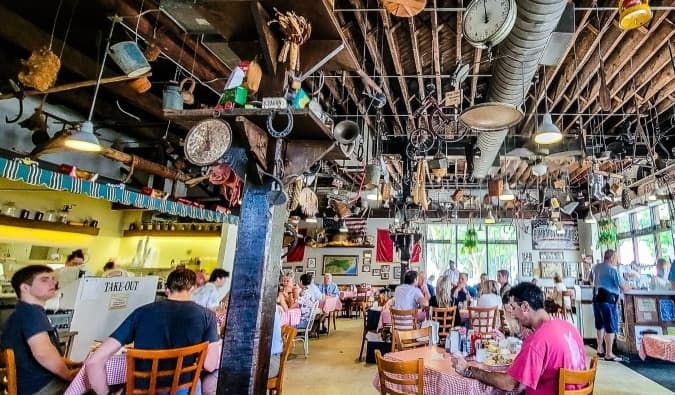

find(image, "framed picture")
[381,265,390,273]
[362,265,371,272]
[363,250,372,259]
[381,272,389,280]
[539,261,563,278]
[364,257,371,265]
[307,257,316,268]
[282,266,292,274]
[372,268,381,276]
[294,266,304,273]
[306,270,316,278]
[393,266,401,279]
[323,255,358,276]
[521,261,533,277]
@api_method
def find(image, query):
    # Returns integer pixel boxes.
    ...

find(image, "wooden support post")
[218,181,286,394]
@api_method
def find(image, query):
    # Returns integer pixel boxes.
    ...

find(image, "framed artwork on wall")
[294,266,304,273]
[306,270,316,278]
[540,261,563,279]
[307,257,316,268]
[363,265,371,272]
[521,261,533,277]
[372,268,381,276]
[393,266,401,279]
[323,255,358,276]
[364,257,372,265]
[381,272,389,280]
[381,265,390,273]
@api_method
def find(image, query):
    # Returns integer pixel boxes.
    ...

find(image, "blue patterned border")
[0,157,238,224]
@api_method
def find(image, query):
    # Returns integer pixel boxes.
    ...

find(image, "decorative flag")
[343,215,367,236]
[377,228,394,262]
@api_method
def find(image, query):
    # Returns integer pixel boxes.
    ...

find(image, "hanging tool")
[4,80,24,123]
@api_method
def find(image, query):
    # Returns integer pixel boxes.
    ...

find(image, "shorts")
[593,302,618,334]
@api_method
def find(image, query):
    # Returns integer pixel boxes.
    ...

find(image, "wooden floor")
[284,316,674,394]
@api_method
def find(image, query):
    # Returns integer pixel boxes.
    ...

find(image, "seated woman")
[476,279,503,328]
[278,274,300,310]
[435,275,452,308]
[292,274,317,329]
[545,274,568,314]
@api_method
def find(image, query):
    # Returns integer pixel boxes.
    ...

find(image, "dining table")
[639,334,675,362]
[372,346,519,395]
[281,307,301,327]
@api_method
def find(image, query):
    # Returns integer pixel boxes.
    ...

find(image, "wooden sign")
[531,219,579,250]
[444,90,462,106]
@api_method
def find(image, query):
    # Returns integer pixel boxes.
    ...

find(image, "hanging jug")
[163,82,183,110]
[179,77,196,105]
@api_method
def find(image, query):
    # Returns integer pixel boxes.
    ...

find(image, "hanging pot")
[128,76,152,94]
[364,163,381,189]
[108,41,152,78]
[179,77,196,105]
[163,82,183,110]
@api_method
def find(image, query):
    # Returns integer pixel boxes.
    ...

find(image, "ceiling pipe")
[472,0,568,179]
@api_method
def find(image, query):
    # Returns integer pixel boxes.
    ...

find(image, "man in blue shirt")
[1,265,80,395]
[87,269,219,395]
[318,273,339,297]
[590,249,632,361]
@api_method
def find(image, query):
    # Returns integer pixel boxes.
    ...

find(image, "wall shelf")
[123,230,221,237]
[0,215,99,235]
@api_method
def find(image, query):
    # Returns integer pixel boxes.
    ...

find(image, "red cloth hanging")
[410,242,421,263]
[285,233,306,263]
[377,228,394,262]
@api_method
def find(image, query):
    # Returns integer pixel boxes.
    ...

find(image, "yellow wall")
[117,236,224,272]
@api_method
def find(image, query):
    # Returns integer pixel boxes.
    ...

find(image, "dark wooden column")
[217,181,286,394]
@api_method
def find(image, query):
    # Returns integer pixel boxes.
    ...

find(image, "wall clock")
[462,0,517,49]
[184,118,232,166]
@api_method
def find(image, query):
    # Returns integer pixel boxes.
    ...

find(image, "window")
[636,234,657,266]
[615,213,630,235]
[617,238,635,266]
[658,231,674,262]
[634,208,653,230]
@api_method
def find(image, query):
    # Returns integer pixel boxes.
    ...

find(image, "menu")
[635,297,658,323]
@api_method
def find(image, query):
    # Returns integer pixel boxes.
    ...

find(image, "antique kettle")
[179,77,196,105]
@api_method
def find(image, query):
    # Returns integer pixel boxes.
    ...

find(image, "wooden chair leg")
[332,311,337,331]
[359,336,366,361]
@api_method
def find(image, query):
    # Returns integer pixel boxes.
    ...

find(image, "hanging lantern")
[364,163,382,189]
[618,0,652,30]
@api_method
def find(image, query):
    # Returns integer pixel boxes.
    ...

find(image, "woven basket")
[488,178,503,196]
[382,0,426,18]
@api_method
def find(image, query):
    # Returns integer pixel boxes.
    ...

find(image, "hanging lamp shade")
[499,183,515,201]
[364,163,382,189]
[64,121,102,152]
[485,209,496,224]
[534,112,563,145]
[584,210,597,224]
[618,0,652,30]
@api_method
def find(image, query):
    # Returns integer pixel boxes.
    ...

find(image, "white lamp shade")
[584,210,597,224]
[499,183,515,201]
[64,121,102,152]
[532,162,547,177]
[534,113,563,145]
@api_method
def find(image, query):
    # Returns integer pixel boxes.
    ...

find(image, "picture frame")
[381,265,390,273]
[322,255,358,276]
[372,268,381,276]
[521,261,533,277]
[362,264,371,272]
[364,257,371,265]
[307,257,316,268]
[306,270,316,278]
[381,272,389,280]
[393,266,401,279]
[539,261,564,279]
[294,266,304,273]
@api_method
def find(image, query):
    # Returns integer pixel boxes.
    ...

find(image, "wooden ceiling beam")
[510,161,529,186]
[348,0,404,134]
[431,0,442,102]
[380,10,412,117]
[409,18,426,100]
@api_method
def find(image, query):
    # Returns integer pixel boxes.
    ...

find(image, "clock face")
[184,119,232,166]
[463,0,516,48]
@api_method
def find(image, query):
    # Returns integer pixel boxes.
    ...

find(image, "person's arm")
[86,338,123,395]
[27,332,77,381]
[453,356,519,391]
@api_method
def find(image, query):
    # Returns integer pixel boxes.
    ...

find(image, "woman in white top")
[192,268,230,310]
[476,280,502,327]
[551,274,570,310]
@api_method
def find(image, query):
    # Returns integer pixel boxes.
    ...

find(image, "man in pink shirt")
[453,282,586,394]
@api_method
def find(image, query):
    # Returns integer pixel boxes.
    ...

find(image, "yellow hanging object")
[618,0,652,30]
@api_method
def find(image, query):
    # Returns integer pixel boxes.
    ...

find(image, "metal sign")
[531,219,579,250]
[444,90,462,106]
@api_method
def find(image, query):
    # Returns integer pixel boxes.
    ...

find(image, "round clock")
[184,118,232,166]
[463,0,517,49]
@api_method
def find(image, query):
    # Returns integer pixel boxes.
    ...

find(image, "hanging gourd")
[618,0,652,30]
[382,0,426,18]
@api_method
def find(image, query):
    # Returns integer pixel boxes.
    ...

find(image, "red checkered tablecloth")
[64,354,127,395]
[281,308,301,326]
[319,296,342,313]
[639,334,675,362]
[372,347,518,395]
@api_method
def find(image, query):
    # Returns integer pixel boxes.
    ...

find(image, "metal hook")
[5,80,24,124]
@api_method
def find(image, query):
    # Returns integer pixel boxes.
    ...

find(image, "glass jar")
[2,202,16,217]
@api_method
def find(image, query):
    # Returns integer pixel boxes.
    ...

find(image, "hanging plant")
[462,227,479,254]
[597,218,617,248]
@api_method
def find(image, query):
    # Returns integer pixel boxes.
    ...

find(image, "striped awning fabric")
[0,157,238,224]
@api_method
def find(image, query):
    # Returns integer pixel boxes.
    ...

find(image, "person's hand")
[66,368,79,381]
[451,355,468,375]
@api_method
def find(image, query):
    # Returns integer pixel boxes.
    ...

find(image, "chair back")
[431,306,456,339]
[498,309,509,335]
[390,308,418,331]
[558,357,599,395]
[375,349,424,395]
[468,306,498,333]
[561,290,574,307]
[126,342,208,395]
[0,349,17,395]
[267,325,298,394]
[393,327,432,352]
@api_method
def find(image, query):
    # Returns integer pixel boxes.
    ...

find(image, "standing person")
[87,269,219,395]
[318,273,340,297]
[427,274,437,307]
[192,268,230,311]
[453,282,586,394]
[1,265,80,395]
[497,269,512,304]
[651,258,671,290]
[445,260,460,287]
[56,249,92,290]
[590,249,632,361]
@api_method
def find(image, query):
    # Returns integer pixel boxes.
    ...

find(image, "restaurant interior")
[0,0,674,394]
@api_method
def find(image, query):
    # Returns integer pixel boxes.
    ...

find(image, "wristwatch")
[463,367,473,378]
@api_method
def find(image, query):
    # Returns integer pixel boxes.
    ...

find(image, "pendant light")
[499,182,515,201]
[584,210,597,224]
[533,65,562,145]
[485,208,496,224]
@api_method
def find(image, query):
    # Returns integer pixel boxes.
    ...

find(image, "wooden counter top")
[624,289,675,296]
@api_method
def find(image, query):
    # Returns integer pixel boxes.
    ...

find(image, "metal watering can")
[163,81,183,110]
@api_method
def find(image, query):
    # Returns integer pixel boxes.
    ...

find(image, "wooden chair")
[0,349,17,395]
[374,349,424,395]
[558,357,599,395]
[431,306,456,341]
[350,287,371,318]
[498,309,509,336]
[125,342,208,395]
[390,308,418,332]
[560,290,575,323]
[359,304,382,361]
[267,325,298,395]
[393,327,432,352]
[467,306,498,333]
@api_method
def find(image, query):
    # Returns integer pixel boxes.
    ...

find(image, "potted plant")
[597,218,617,248]
[462,227,479,254]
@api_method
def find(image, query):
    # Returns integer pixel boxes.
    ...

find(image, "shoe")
[604,355,622,362]
[597,352,605,358]
[319,328,328,334]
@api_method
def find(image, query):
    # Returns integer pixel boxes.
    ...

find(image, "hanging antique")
[269,9,312,72]
[618,0,653,30]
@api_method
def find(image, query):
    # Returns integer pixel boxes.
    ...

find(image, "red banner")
[376,228,393,262]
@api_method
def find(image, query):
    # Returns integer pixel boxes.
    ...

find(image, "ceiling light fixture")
[305,215,317,223]
[584,210,597,224]
[499,182,515,201]
[485,208,496,224]
[533,65,563,145]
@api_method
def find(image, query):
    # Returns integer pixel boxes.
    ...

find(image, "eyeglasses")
[507,300,526,311]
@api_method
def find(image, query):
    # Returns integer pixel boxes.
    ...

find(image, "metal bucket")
[108,41,152,78]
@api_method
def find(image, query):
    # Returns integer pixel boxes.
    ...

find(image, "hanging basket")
[382,0,426,18]
[18,46,61,92]
[488,178,504,197]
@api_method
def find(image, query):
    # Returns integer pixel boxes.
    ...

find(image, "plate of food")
[484,353,514,367]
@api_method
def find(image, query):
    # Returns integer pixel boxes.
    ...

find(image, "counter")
[579,285,596,340]
[618,290,675,356]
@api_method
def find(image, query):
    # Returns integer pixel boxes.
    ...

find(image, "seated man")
[318,273,339,297]
[453,282,586,394]
[1,265,79,395]
[87,269,219,395]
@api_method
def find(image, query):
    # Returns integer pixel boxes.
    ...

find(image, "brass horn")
[333,120,359,156]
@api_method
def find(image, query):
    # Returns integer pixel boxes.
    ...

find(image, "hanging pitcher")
[163,81,183,110]
[179,77,196,105]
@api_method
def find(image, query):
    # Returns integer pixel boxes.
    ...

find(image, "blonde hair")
[436,275,452,307]
[482,280,499,296]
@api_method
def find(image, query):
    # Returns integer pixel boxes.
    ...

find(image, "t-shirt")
[192,283,221,309]
[111,299,218,389]
[592,262,624,296]
[393,284,423,310]
[0,301,62,395]
[307,283,323,301]
[507,319,586,395]
[295,288,317,326]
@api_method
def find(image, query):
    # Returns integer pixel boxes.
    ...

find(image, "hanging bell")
[364,163,382,189]
[618,0,652,30]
